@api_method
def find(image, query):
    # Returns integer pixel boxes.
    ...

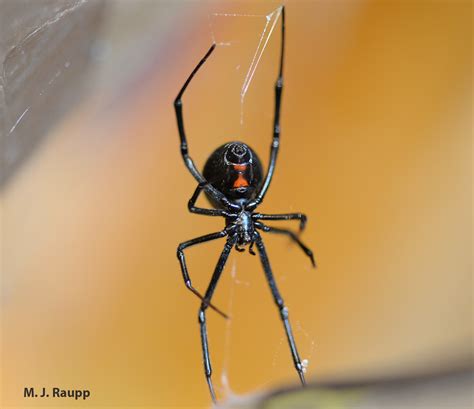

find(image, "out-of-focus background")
[1,0,472,408]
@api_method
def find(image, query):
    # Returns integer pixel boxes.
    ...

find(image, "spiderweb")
[209,8,282,126]
[204,6,282,139]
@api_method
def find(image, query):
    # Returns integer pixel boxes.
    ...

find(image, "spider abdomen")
[203,142,263,207]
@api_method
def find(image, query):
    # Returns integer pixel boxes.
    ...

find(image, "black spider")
[174,6,315,402]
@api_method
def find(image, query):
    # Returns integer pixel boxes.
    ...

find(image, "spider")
[174,6,315,402]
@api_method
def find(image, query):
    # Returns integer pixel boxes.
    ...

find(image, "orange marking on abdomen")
[233,173,249,188]
[233,164,247,171]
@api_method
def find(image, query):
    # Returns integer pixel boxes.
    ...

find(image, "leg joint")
[200,300,210,312]
[300,214,307,229]
[279,305,289,319]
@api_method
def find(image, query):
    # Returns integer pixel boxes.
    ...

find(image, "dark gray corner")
[0,0,105,189]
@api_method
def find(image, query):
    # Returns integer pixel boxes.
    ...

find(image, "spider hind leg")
[198,237,236,403]
[255,234,307,385]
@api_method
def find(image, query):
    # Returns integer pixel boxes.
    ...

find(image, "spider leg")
[255,233,306,386]
[174,45,239,212]
[177,230,232,319]
[199,236,236,403]
[248,6,285,209]
[255,222,316,267]
[188,184,237,218]
[253,212,307,231]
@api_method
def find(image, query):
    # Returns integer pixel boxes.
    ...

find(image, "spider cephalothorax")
[173,6,316,403]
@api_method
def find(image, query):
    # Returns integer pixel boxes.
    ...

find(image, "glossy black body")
[172,6,316,404]
[202,142,263,207]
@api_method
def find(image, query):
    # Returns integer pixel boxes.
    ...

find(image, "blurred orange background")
[1,1,471,408]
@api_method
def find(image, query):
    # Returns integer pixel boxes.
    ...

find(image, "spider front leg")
[247,6,285,210]
[177,230,231,319]
[174,44,239,213]
[174,44,215,184]
[255,233,306,385]
[198,236,236,403]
